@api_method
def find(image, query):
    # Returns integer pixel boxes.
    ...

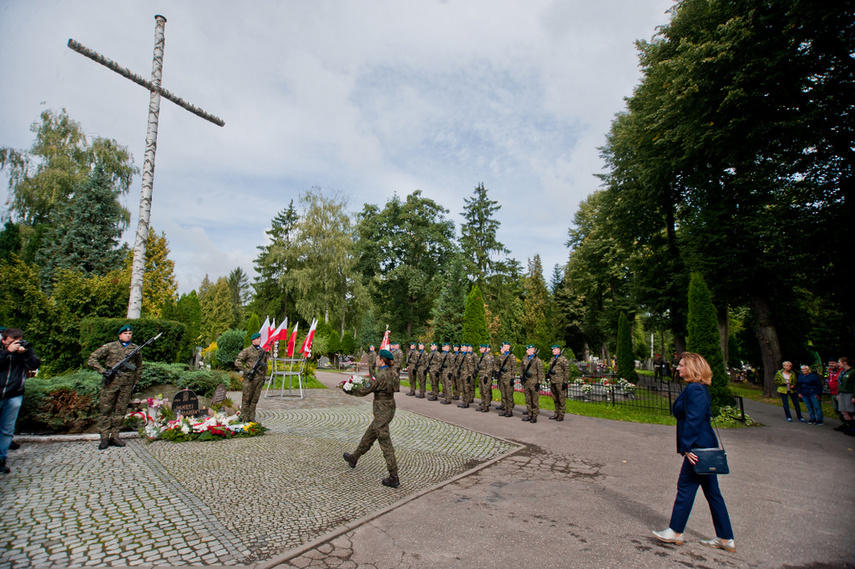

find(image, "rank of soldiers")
[394,340,571,423]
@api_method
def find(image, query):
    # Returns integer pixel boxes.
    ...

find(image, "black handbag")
[691,402,730,475]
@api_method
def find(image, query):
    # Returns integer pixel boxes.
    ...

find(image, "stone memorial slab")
[172,388,199,417]
[211,383,227,406]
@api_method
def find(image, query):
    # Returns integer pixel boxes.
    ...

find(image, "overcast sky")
[0,0,674,294]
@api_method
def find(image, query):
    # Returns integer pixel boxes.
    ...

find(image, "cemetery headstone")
[172,388,200,417]
[211,383,227,406]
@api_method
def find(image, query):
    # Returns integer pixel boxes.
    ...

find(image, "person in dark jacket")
[0,328,41,473]
[797,365,824,425]
[653,352,735,552]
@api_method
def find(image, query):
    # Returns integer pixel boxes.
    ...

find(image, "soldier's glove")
[534,383,540,392]
[561,382,568,391]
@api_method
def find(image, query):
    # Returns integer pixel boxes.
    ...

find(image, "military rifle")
[244,346,270,383]
[102,332,162,387]
[546,349,567,393]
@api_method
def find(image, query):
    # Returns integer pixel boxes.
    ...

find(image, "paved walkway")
[1,372,853,568]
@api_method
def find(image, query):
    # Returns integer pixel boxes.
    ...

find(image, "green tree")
[359,307,383,349]
[37,164,128,284]
[0,221,22,262]
[521,254,552,347]
[122,227,177,318]
[244,312,260,348]
[462,285,489,348]
[340,331,356,355]
[252,200,299,321]
[459,183,509,291]
[616,312,636,382]
[163,290,202,363]
[686,272,731,412]
[199,276,234,345]
[1,108,137,225]
[227,267,250,327]
[430,253,468,342]
[355,190,455,338]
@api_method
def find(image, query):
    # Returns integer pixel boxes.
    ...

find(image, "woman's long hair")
[680,352,713,385]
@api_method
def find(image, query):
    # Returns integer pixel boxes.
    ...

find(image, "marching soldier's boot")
[407,390,416,396]
[109,436,126,447]
[530,417,537,424]
[98,438,109,450]
[381,473,400,488]
[441,400,451,405]
[343,452,358,468]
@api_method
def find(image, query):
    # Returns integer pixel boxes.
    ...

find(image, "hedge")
[79,317,187,364]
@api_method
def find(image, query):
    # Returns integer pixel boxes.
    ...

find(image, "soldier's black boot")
[343,452,358,468]
[452,395,459,400]
[530,416,537,424]
[549,415,558,420]
[0,459,9,474]
[98,438,110,450]
[381,473,400,488]
[109,436,126,448]
[406,390,416,396]
[427,395,438,401]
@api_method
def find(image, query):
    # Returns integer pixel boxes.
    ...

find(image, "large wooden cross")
[67,14,224,318]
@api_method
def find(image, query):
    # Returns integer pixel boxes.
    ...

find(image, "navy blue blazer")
[672,382,718,454]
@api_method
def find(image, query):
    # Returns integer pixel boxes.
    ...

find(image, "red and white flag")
[286,322,299,357]
[258,316,271,349]
[300,318,318,355]
[379,327,390,351]
[265,318,288,350]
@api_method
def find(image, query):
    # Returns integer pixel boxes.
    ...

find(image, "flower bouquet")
[339,374,372,395]
[135,408,267,443]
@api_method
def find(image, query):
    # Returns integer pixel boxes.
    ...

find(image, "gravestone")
[319,356,331,368]
[211,383,227,406]
[172,388,199,417]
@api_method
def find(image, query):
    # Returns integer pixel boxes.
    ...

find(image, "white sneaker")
[700,537,736,552]
[652,528,684,545]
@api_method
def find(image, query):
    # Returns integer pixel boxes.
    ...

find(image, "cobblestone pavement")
[0,386,519,568]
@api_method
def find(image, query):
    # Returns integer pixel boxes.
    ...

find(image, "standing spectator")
[774,361,805,422]
[0,328,40,473]
[826,360,845,429]
[653,352,735,552]
[796,365,824,425]
[88,325,142,450]
[836,357,855,437]
[670,353,681,382]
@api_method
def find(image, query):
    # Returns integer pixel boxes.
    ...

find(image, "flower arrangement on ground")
[127,405,267,443]
[339,375,372,394]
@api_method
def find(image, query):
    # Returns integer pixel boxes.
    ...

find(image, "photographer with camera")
[0,328,41,473]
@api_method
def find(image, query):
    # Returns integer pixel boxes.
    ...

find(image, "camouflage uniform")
[428,347,443,400]
[546,351,570,420]
[495,348,518,415]
[406,346,419,395]
[350,364,398,477]
[392,346,404,390]
[88,341,143,441]
[415,348,431,397]
[521,352,544,422]
[476,348,495,412]
[450,346,462,401]
[367,349,377,378]
[235,345,269,423]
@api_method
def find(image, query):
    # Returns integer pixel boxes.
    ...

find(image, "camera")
[18,340,31,349]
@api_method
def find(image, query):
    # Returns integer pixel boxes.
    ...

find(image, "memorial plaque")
[211,383,227,406]
[172,389,199,417]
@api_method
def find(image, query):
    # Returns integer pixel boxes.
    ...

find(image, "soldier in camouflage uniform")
[496,342,518,417]
[457,344,474,408]
[416,341,432,398]
[88,325,143,449]
[476,344,495,412]
[546,344,570,421]
[520,344,544,423]
[427,342,443,401]
[343,349,400,488]
[405,341,418,396]
[391,341,404,390]
[367,345,377,378]
[234,333,269,423]
[438,342,453,404]
[450,344,461,401]
[466,345,478,406]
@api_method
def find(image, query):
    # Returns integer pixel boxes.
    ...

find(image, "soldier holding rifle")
[546,344,570,421]
[496,342,517,417]
[88,325,143,450]
[476,344,494,412]
[235,333,269,423]
[521,345,544,423]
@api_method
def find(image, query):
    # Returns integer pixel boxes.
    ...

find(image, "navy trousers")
[668,457,734,539]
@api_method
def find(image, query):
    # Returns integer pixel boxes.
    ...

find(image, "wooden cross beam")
[67,15,224,318]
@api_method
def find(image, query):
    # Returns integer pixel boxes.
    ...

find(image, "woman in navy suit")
[653,352,735,552]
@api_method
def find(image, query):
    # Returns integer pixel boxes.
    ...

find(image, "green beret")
[251,333,261,340]
[442,342,450,347]
[409,341,417,346]
[551,344,561,349]
[379,349,394,359]
[526,344,535,349]
[118,325,132,334]
[480,343,490,348]
[430,342,438,346]
[502,341,511,346]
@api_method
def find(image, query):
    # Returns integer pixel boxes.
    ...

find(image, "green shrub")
[176,369,231,398]
[19,370,102,433]
[215,329,246,368]
[137,362,187,392]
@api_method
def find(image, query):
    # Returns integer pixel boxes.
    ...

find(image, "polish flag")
[258,316,271,349]
[286,322,299,357]
[265,318,288,350]
[300,319,318,355]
